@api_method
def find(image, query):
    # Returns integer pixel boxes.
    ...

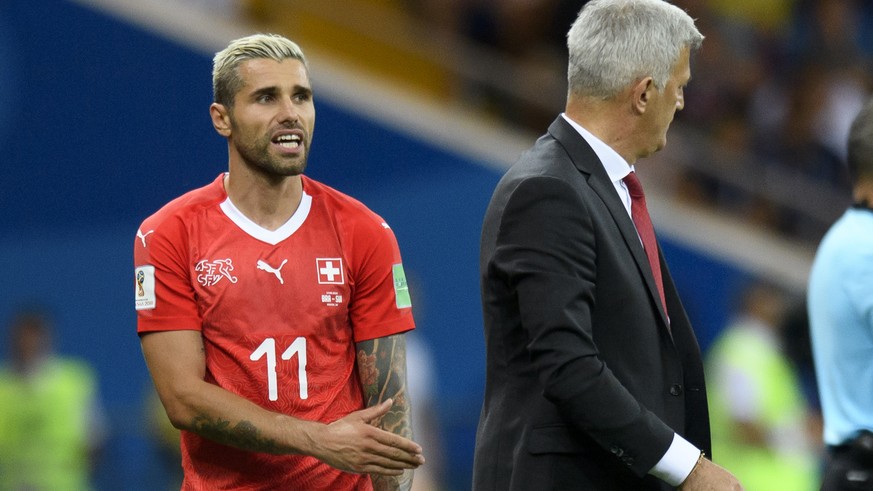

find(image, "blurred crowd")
[399,0,873,243]
[669,0,871,242]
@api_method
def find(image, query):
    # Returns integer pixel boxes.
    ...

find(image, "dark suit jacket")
[472,117,711,490]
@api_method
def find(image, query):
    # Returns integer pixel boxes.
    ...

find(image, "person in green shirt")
[0,307,108,490]
[707,282,819,491]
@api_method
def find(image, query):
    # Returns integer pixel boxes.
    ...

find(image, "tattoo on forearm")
[357,334,415,491]
[191,415,282,454]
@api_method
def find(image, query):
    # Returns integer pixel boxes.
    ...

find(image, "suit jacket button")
[670,384,683,396]
[610,446,623,457]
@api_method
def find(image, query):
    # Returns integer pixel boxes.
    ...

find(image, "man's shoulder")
[496,136,586,196]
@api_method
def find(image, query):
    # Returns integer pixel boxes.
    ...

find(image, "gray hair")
[567,0,703,99]
[848,98,873,183]
[212,33,309,107]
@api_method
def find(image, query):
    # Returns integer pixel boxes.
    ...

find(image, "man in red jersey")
[134,33,424,490]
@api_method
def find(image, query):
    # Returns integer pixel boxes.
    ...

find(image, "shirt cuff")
[648,433,700,486]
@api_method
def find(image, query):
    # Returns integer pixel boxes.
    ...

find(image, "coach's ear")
[631,76,654,116]
[210,103,232,137]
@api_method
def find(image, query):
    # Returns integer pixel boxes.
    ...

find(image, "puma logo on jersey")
[257,259,288,284]
[137,229,154,247]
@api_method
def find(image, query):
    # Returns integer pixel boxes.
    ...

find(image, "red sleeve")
[347,219,415,342]
[134,214,202,334]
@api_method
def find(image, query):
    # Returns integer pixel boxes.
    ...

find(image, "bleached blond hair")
[212,33,308,107]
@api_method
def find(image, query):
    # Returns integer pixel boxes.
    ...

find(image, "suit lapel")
[547,117,672,333]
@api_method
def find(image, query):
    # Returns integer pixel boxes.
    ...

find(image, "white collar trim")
[561,113,633,181]
[220,192,312,245]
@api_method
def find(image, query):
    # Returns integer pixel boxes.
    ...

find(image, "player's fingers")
[357,452,420,473]
[366,435,424,466]
[353,399,392,423]
[368,428,423,458]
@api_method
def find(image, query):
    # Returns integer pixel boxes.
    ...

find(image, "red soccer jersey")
[134,174,415,490]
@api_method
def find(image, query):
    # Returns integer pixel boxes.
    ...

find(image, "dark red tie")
[623,172,667,316]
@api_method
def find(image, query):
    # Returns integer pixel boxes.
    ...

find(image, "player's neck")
[223,171,304,231]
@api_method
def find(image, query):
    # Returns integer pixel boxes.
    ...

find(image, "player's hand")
[679,457,744,490]
[311,399,425,475]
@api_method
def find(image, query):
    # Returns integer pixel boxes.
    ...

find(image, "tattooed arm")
[357,333,416,491]
[141,330,423,474]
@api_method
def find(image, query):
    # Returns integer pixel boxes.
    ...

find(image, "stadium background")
[0,0,842,489]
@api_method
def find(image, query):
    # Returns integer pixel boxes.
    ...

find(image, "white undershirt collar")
[561,113,635,217]
[220,192,312,245]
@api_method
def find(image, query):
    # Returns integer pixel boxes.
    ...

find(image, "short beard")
[233,128,309,178]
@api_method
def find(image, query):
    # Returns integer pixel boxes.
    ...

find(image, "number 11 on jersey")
[250,337,309,401]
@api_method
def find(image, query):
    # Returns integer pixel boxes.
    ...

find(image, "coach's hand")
[679,457,744,490]
[309,399,425,475]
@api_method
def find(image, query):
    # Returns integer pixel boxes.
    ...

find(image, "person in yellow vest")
[706,282,819,491]
[0,307,108,490]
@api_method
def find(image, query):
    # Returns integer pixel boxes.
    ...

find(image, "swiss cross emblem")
[316,258,345,285]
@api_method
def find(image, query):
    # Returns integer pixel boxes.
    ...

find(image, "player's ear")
[210,103,232,137]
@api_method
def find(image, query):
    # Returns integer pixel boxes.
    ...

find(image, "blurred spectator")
[786,0,873,69]
[0,306,108,490]
[706,282,819,491]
